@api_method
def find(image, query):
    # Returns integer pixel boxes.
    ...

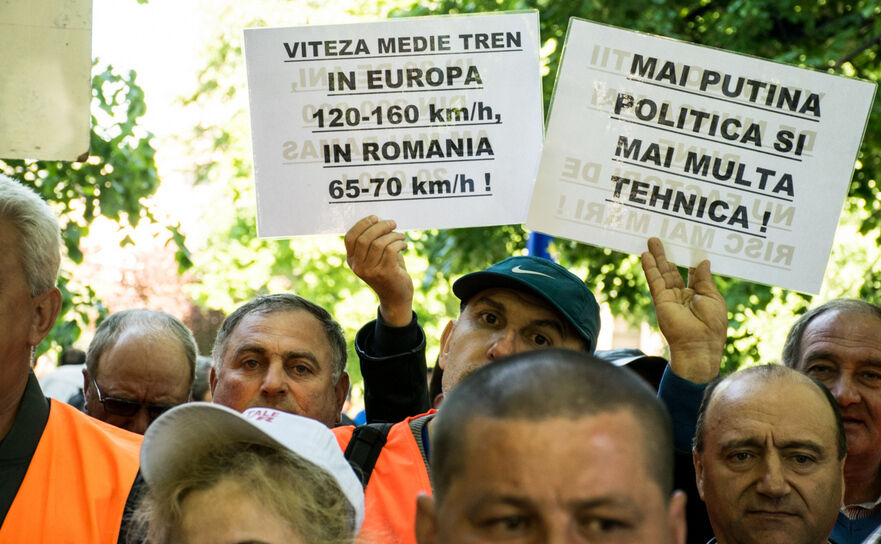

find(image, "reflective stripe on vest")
[0,399,142,543]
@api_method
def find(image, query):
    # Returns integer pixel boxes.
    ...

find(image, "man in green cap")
[339,216,727,544]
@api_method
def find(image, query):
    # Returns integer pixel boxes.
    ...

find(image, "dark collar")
[0,371,50,527]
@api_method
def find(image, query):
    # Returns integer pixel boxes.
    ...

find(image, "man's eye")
[481,312,499,325]
[729,451,753,464]
[532,334,551,346]
[291,364,312,376]
[482,515,530,534]
[791,454,815,466]
[860,371,881,385]
[805,365,834,378]
[243,359,260,370]
[581,517,632,534]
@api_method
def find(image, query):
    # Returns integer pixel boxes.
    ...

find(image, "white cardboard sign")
[526,18,876,294]
[244,11,543,237]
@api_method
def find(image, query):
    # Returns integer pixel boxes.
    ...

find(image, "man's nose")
[755,454,790,498]
[487,329,521,360]
[128,407,151,436]
[830,376,861,406]
[261,361,289,396]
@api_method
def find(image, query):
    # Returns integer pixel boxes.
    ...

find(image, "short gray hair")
[212,294,347,382]
[782,299,881,368]
[0,174,61,296]
[86,309,198,388]
[432,349,674,501]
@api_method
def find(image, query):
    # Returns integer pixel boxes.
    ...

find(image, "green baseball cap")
[452,256,601,351]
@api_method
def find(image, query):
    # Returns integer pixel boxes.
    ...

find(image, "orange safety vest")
[0,399,142,543]
[335,413,434,544]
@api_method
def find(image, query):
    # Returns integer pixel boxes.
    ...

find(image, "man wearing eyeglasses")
[0,175,142,543]
[83,309,197,435]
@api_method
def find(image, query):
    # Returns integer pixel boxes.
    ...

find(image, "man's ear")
[82,367,91,397]
[81,367,95,415]
[693,449,706,500]
[668,490,688,544]
[209,365,218,396]
[334,371,350,413]
[437,320,456,370]
[28,287,61,347]
[414,493,438,544]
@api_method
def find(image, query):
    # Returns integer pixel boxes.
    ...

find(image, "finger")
[648,238,684,290]
[647,237,671,273]
[349,219,396,267]
[641,249,659,282]
[642,256,664,299]
[344,215,378,253]
[362,231,406,270]
[381,239,409,270]
[690,260,718,295]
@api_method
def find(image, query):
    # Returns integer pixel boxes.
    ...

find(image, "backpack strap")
[344,422,394,489]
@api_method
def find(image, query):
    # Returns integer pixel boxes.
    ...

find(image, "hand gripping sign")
[526,18,876,294]
[244,11,543,237]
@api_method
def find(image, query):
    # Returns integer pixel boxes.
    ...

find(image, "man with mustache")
[693,364,846,544]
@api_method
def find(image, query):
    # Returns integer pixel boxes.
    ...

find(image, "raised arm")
[641,237,727,384]
[345,215,413,327]
[345,216,429,423]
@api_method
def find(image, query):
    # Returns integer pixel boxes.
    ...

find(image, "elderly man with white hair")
[0,174,142,542]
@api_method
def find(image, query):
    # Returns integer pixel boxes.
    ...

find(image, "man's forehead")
[234,308,322,334]
[453,413,660,500]
[800,309,881,357]
[0,220,23,265]
[462,411,645,453]
[100,329,189,374]
[227,309,331,354]
[707,376,835,441]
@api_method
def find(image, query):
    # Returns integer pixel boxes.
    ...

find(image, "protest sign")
[526,18,876,294]
[1,0,91,160]
[244,11,543,237]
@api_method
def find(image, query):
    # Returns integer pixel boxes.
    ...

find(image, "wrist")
[379,300,414,327]
[668,347,723,384]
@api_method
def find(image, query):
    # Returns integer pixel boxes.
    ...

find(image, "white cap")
[141,402,364,532]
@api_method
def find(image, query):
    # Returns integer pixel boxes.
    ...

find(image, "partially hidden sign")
[526,18,876,294]
[244,11,543,237]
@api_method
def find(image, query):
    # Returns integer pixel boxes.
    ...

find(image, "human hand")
[641,237,727,383]
[345,216,414,327]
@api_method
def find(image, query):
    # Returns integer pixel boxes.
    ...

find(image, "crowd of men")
[2,171,880,543]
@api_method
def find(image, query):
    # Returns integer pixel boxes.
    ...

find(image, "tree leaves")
[1,63,170,353]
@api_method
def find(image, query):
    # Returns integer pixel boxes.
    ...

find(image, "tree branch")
[834,31,881,67]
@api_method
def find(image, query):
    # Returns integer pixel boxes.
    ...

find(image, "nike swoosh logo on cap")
[511,265,554,278]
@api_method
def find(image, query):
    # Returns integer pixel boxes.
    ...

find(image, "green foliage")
[0,63,183,354]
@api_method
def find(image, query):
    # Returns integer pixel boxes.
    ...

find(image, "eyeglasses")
[90,377,178,421]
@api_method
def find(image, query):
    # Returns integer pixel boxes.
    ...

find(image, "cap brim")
[141,402,285,490]
[454,270,545,306]
[141,402,365,532]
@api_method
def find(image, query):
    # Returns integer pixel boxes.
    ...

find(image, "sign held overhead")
[244,11,543,237]
[527,18,876,294]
